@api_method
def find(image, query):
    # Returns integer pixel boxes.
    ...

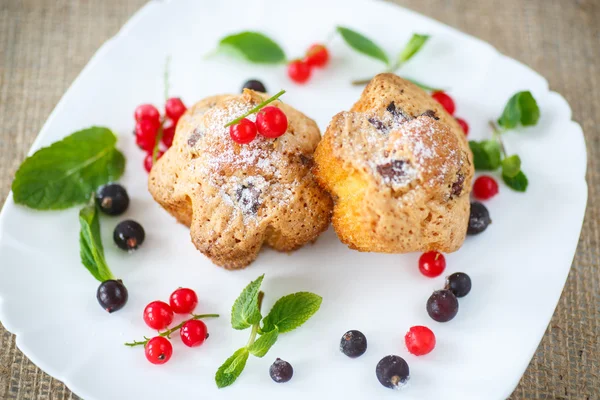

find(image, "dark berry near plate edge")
[445,272,472,298]
[145,336,173,365]
[340,330,367,358]
[426,289,459,322]
[95,184,129,216]
[113,220,145,251]
[242,79,267,93]
[376,355,410,390]
[97,280,128,313]
[468,202,492,235]
[270,358,293,383]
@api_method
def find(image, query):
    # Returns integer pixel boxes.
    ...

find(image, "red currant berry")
[165,97,187,122]
[405,326,436,356]
[144,151,164,173]
[229,118,257,144]
[287,60,311,84]
[256,106,288,138]
[135,119,160,152]
[169,288,198,314]
[456,117,469,135]
[473,175,499,200]
[145,336,173,365]
[143,300,174,330]
[134,104,160,124]
[161,123,176,148]
[305,44,329,68]
[418,251,446,278]
[431,91,456,115]
[180,320,208,348]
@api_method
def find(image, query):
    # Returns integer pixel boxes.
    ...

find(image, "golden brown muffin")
[313,74,473,253]
[149,90,332,269]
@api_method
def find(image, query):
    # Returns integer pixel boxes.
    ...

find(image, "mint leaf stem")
[224,90,286,128]
[489,121,507,157]
[124,313,219,347]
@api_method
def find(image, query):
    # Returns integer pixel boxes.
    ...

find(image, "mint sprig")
[215,32,286,64]
[337,27,438,90]
[469,92,540,192]
[215,275,322,388]
[79,199,114,282]
[12,127,125,210]
[224,90,286,128]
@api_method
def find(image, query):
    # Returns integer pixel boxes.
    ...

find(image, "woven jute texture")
[0,0,598,399]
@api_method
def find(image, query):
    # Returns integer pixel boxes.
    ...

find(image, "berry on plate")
[468,202,492,235]
[96,280,128,313]
[143,300,174,330]
[375,355,410,389]
[135,119,160,152]
[95,184,129,216]
[180,320,208,347]
[287,59,311,84]
[405,326,436,356]
[113,220,145,251]
[169,288,198,314]
[269,358,294,383]
[242,79,267,93]
[445,272,472,298]
[473,175,499,200]
[305,44,329,68]
[418,251,446,278]
[340,330,367,358]
[426,289,459,322]
[431,91,455,115]
[145,336,172,365]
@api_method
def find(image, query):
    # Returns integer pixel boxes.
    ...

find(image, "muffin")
[148,90,333,269]
[313,73,473,253]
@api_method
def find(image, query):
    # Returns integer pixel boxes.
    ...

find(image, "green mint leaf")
[469,140,502,171]
[501,155,522,178]
[503,170,528,192]
[248,328,279,358]
[231,275,264,330]
[215,347,250,388]
[497,91,540,129]
[79,200,114,282]
[262,292,322,334]
[12,127,125,210]
[397,34,430,65]
[218,32,286,64]
[337,26,389,65]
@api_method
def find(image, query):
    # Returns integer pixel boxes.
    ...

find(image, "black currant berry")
[96,184,130,216]
[97,280,128,313]
[340,330,367,358]
[113,220,145,251]
[445,272,472,298]
[375,355,410,390]
[242,79,267,93]
[269,358,293,383]
[468,202,491,235]
[426,289,459,322]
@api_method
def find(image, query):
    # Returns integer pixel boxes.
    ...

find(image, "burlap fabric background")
[0,0,598,398]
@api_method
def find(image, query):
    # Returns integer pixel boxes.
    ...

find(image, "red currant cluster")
[430,92,499,201]
[230,106,288,144]
[134,98,188,172]
[286,44,330,84]
[125,288,219,365]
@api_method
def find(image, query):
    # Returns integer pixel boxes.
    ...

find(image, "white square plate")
[0,0,587,399]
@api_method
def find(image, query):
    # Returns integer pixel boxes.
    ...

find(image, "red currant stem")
[489,121,508,158]
[123,313,219,347]
[163,56,171,102]
[224,90,286,127]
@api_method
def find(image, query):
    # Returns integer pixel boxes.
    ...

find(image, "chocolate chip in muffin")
[386,101,412,122]
[450,173,465,198]
[299,154,314,168]
[420,109,439,120]
[236,183,261,215]
[377,159,411,185]
[187,128,204,147]
[368,117,388,133]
